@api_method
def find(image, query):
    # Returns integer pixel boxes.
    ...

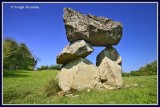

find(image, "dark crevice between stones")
[100,79,108,83]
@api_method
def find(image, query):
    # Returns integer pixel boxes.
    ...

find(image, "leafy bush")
[44,78,61,97]
[37,65,61,70]
[130,71,141,76]
[48,64,61,70]
[122,60,157,77]
[122,72,131,77]
[37,65,48,70]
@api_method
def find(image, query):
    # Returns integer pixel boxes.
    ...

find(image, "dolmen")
[56,8,123,93]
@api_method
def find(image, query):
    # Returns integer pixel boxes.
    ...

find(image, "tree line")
[3,38,157,74]
[37,64,61,70]
[3,38,38,70]
[122,60,157,77]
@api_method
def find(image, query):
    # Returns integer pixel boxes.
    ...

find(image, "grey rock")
[56,40,93,64]
[63,8,123,46]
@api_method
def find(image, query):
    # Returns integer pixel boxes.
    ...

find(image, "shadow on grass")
[3,89,32,104]
[3,70,30,78]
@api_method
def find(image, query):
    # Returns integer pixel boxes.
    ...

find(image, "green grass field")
[3,70,157,104]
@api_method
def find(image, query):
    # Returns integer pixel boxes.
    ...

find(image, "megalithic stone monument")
[56,8,123,93]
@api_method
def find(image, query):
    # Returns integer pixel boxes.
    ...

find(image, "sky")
[3,3,157,72]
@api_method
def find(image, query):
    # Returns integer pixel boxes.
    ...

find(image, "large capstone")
[56,40,93,64]
[63,8,123,46]
[57,58,105,92]
[96,46,123,87]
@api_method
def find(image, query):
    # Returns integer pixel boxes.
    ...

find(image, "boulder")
[57,58,104,92]
[96,46,123,87]
[56,40,93,64]
[63,8,123,46]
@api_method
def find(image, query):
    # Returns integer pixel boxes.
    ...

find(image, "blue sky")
[3,3,157,72]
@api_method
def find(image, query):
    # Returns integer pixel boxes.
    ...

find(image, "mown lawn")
[3,70,157,104]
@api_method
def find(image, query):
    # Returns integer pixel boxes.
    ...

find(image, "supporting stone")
[96,46,123,88]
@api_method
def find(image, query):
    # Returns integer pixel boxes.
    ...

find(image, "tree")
[3,38,37,70]
[122,60,157,77]
[32,55,40,70]
[3,38,19,69]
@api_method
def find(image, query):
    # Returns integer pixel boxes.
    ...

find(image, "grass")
[3,70,157,104]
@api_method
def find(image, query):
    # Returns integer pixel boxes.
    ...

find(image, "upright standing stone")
[57,58,103,92]
[96,46,123,87]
